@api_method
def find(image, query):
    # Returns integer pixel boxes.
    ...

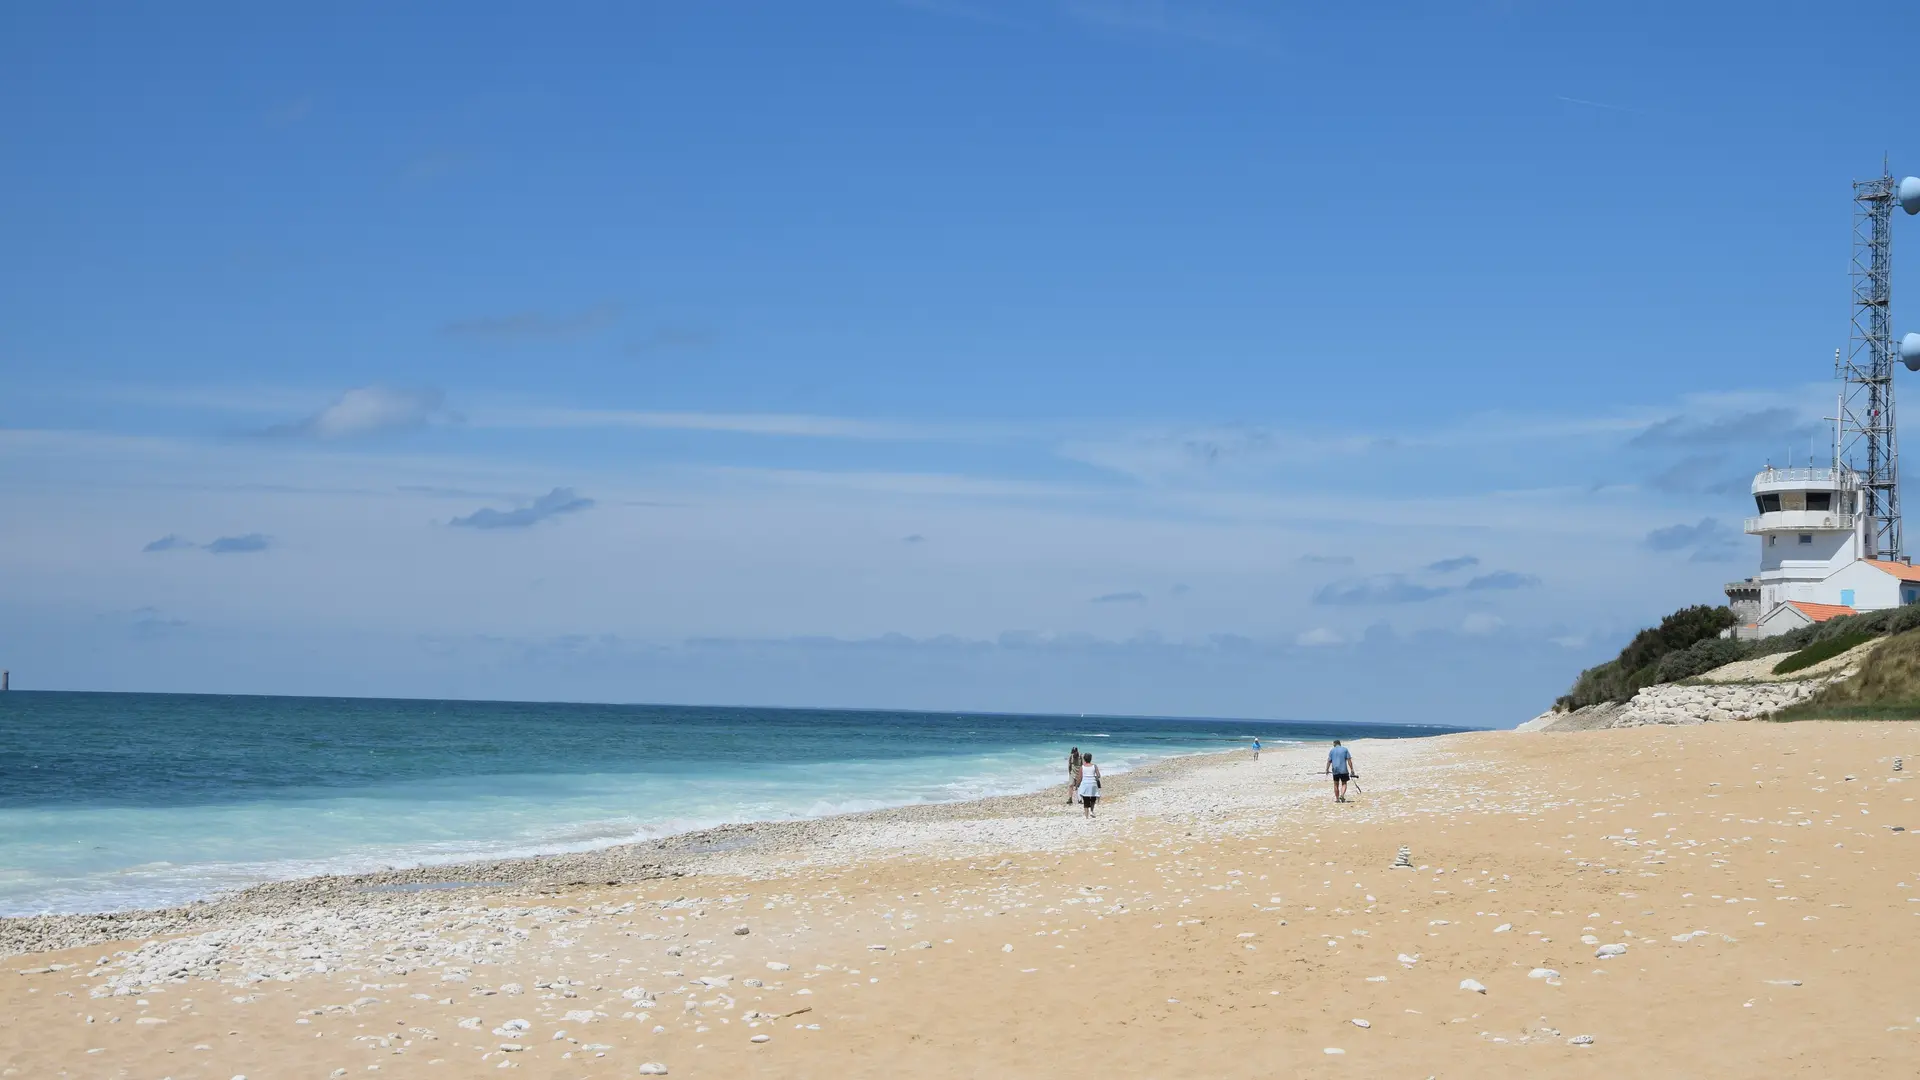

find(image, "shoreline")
[0,743,1264,957]
[7,724,1919,1076]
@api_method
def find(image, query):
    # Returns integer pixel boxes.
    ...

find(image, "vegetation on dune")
[1771,629,1876,676]
[1773,627,1920,720]
[1555,601,1920,710]
[1557,605,1738,710]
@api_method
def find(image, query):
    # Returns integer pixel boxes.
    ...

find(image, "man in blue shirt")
[1325,740,1356,803]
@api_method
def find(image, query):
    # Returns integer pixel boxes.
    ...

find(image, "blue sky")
[1,1,1914,725]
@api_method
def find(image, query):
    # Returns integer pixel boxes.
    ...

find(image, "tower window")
[1798,534,1813,545]
[1806,492,1831,511]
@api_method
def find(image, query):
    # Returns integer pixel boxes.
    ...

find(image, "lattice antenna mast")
[1835,168,1901,560]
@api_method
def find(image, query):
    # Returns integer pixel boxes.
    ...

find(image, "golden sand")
[5,722,1919,1078]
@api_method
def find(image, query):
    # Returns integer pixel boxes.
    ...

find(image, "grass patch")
[1772,630,1876,676]
[1773,627,1920,721]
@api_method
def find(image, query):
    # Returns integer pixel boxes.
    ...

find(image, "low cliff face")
[1518,640,1878,732]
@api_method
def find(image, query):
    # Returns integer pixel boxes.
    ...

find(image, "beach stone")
[733,925,750,936]
[1569,1035,1595,1046]
[1397,953,1419,965]
[1595,943,1628,959]
[1493,923,1511,933]
[750,1034,770,1043]
[638,1065,669,1076]
[1528,968,1560,980]
[1350,1018,1370,1028]
[766,962,790,972]
[1459,979,1487,994]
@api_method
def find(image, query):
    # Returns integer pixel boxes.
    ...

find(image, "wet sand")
[4,724,1919,1078]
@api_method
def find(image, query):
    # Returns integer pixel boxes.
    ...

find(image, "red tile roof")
[1786,600,1857,622]
[1865,559,1920,582]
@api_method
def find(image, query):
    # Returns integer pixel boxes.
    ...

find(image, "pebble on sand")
[1459,979,1487,994]
[1594,943,1629,958]
[751,1034,771,1043]
[638,1064,669,1075]
[1350,1018,1371,1028]
[1528,968,1560,980]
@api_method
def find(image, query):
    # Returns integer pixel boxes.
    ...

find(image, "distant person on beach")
[1251,737,1261,760]
[1326,740,1355,803]
[1068,746,1082,806]
[1078,752,1101,817]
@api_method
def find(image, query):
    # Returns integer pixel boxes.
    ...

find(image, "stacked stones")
[1609,677,1837,727]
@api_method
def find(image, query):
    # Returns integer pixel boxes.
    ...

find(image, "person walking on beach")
[1251,736,1261,760]
[1067,746,1082,806]
[1326,740,1356,803]
[1078,752,1101,817]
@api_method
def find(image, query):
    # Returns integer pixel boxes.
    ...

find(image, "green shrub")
[1557,604,1739,709]
[1652,636,1748,683]
[1772,629,1876,675]
[1773,626,1920,720]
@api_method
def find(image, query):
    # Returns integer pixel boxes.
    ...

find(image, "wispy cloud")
[625,327,715,355]
[1464,570,1540,591]
[265,95,313,126]
[443,303,622,343]
[205,534,271,554]
[1426,555,1480,573]
[1064,1,1279,53]
[1091,590,1148,604]
[1298,554,1354,566]
[1312,575,1451,606]
[142,534,194,553]
[1295,626,1345,647]
[1629,408,1809,449]
[470,406,971,441]
[1644,518,1742,563]
[449,487,595,530]
[263,386,448,440]
[1555,94,1639,114]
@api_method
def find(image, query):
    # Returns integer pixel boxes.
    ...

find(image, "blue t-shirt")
[1327,746,1352,773]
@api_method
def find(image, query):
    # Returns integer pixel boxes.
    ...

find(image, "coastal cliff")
[1518,638,1878,732]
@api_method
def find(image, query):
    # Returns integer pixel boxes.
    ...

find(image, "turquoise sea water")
[0,692,1463,916]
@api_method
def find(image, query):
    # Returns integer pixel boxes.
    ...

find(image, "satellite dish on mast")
[1901,176,1920,216]
[1903,332,1920,372]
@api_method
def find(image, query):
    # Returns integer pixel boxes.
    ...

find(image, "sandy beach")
[5,723,1919,1078]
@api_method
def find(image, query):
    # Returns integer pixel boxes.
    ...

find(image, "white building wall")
[1821,562,1908,611]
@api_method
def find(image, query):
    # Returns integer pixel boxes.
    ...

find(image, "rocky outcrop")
[1521,645,1872,731]
[1606,677,1831,727]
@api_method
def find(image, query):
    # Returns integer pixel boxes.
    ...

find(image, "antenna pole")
[1836,169,1902,560]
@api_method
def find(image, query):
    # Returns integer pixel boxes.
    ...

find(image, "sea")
[0,691,1464,917]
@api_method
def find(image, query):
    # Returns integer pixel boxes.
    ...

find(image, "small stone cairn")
[1389,846,1413,870]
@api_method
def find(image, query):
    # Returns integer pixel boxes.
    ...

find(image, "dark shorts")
[1081,794,1098,808]
[1332,771,1350,782]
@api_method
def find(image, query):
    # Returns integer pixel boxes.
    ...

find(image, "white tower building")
[1727,462,1920,636]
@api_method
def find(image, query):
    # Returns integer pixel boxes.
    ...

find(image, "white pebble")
[639,1065,669,1076]
[1594,943,1628,959]
[1528,968,1560,980]
[1459,979,1487,994]
[1349,1018,1371,1028]
[750,1034,770,1043]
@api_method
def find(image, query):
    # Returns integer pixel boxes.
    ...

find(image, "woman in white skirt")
[1077,752,1101,817]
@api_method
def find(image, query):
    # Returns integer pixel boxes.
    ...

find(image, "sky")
[1,1,1915,726]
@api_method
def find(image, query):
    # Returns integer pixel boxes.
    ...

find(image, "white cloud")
[269,386,447,440]
[1295,627,1345,647]
[1460,612,1504,635]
